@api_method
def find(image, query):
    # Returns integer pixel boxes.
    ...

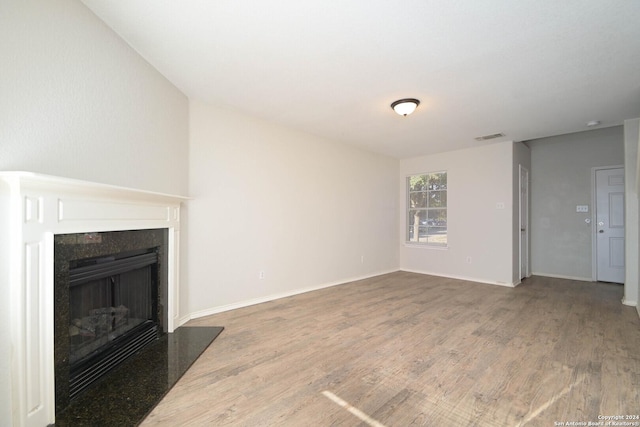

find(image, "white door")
[595,167,625,283]
[519,165,529,280]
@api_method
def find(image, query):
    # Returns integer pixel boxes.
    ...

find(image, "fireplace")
[1,172,185,426]
[68,247,159,399]
[54,229,168,413]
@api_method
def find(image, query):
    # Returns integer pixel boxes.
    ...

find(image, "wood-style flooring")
[141,272,640,426]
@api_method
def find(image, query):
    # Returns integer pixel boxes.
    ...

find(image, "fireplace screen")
[68,248,159,397]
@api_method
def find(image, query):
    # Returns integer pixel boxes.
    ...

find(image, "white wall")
[399,141,516,285]
[185,99,399,317]
[0,0,189,195]
[529,127,624,280]
[0,1,189,422]
[623,118,639,309]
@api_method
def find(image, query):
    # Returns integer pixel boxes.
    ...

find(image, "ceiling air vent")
[475,133,505,141]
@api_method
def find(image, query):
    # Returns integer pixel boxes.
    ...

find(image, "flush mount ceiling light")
[586,120,601,127]
[391,98,420,116]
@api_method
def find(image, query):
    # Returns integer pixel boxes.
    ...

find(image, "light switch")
[576,205,589,213]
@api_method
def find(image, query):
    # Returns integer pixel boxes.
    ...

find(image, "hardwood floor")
[141,272,640,426]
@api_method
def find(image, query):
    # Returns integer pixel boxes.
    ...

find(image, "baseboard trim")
[622,297,638,307]
[186,269,400,322]
[400,268,516,288]
[530,272,593,282]
[174,314,191,329]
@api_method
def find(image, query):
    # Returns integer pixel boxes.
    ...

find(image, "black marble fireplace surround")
[54,229,224,425]
[54,229,169,413]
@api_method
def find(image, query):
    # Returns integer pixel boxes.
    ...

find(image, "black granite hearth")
[55,326,224,426]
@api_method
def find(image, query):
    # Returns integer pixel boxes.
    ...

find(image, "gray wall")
[530,126,624,280]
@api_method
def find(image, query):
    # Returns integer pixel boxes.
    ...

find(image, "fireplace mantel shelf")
[0,171,189,202]
[0,172,186,427]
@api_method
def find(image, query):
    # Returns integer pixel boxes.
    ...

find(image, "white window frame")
[406,171,448,247]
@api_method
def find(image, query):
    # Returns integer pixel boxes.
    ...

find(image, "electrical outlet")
[466,256,472,263]
[361,255,364,264]
[496,202,505,209]
[259,271,265,280]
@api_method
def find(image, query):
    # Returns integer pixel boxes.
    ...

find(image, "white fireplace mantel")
[0,172,187,427]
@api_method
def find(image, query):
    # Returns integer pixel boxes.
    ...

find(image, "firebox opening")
[67,247,160,400]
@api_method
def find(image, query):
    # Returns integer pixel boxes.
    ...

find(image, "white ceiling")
[82,0,640,159]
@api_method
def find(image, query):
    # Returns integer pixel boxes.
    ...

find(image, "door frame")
[591,164,624,281]
[519,165,530,280]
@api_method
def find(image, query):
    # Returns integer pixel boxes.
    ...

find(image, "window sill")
[403,242,449,250]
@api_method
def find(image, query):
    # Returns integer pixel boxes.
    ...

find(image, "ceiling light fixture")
[391,98,420,116]
[586,120,601,127]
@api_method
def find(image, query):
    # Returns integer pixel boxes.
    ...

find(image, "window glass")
[407,172,447,246]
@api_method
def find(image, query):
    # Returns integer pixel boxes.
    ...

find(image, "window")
[407,172,447,246]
